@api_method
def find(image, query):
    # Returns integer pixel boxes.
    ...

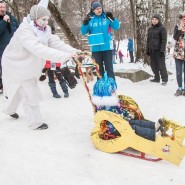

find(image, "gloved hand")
[39,67,48,81]
[61,67,77,89]
[39,75,46,81]
[160,52,164,57]
[106,12,115,21]
[42,68,48,73]
[146,51,150,56]
[83,15,91,25]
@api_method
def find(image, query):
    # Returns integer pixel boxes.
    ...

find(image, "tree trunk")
[152,0,165,24]
[129,0,136,62]
[12,0,21,23]
[135,0,150,64]
[48,1,80,49]
[164,0,169,29]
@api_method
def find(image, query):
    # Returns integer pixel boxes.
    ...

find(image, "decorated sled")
[75,53,185,166]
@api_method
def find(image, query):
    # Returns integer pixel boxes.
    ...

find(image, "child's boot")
[60,81,69,98]
[48,82,61,98]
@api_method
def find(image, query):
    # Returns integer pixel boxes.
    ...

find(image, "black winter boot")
[60,81,69,98]
[10,113,19,119]
[48,82,61,98]
[150,78,160,83]
[36,123,48,130]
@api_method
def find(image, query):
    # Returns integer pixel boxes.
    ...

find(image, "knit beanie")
[30,5,50,20]
[91,1,102,11]
[152,14,161,21]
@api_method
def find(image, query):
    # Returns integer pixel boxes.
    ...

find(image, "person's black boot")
[10,113,19,119]
[174,89,183,96]
[182,90,185,96]
[60,81,69,98]
[36,123,48,130]
[161,81,167,86]
[48,82,61,98]
[150,78,160,83]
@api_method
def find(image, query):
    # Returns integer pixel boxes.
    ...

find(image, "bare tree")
[135,0,149,64]
[48,1,80,49]
[152,0,166,23]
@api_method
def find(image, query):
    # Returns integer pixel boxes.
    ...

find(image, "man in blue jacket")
[0,1,18,93]
[127,38,134,63]
[80,0,120,80]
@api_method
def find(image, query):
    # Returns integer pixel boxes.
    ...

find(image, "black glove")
[160,52,164,57]
[106,12,114,21]
[65,74,77,89]
[39,67,48,81]
[39,75,46,81]
[42,68,48,73]
[146,51,150,56]
[61,67,77,89]
[83,15,91,26]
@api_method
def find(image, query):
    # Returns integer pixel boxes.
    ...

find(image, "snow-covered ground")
[0,43,185,185]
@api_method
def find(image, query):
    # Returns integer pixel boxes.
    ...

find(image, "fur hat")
[152,14,161,21]
[91,1,102,11]
[30,5,50,20]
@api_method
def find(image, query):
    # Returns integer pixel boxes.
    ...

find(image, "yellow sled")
[91,95,185,166]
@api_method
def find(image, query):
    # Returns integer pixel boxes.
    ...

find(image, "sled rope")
[75,54,101,113]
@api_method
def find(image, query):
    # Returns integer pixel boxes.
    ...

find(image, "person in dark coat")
[146,14,168,85]
[0,1,19,93]
[173,12,185,96]
[127,38,134,63]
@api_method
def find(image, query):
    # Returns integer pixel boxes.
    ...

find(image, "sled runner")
[75,53,185,166]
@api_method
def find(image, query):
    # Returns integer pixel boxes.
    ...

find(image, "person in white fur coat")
[1,0,79,130]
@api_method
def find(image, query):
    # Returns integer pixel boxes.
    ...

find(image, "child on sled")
[91,72,164,141]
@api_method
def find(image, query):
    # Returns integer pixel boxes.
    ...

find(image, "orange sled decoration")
[75,54,185,166]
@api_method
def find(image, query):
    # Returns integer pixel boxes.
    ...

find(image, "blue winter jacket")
[127,38,134,51]
[80,12,120,52]
[0,12,19,57]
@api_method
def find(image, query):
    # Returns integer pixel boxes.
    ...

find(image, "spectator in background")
[0,1,19,93]
[118,49,124,63]
[173,12,185,96]
[146,14,168,86]
[127,38,134,63]
[80,0,120,80]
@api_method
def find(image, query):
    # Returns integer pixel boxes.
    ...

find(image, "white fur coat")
[2,16,77,104]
